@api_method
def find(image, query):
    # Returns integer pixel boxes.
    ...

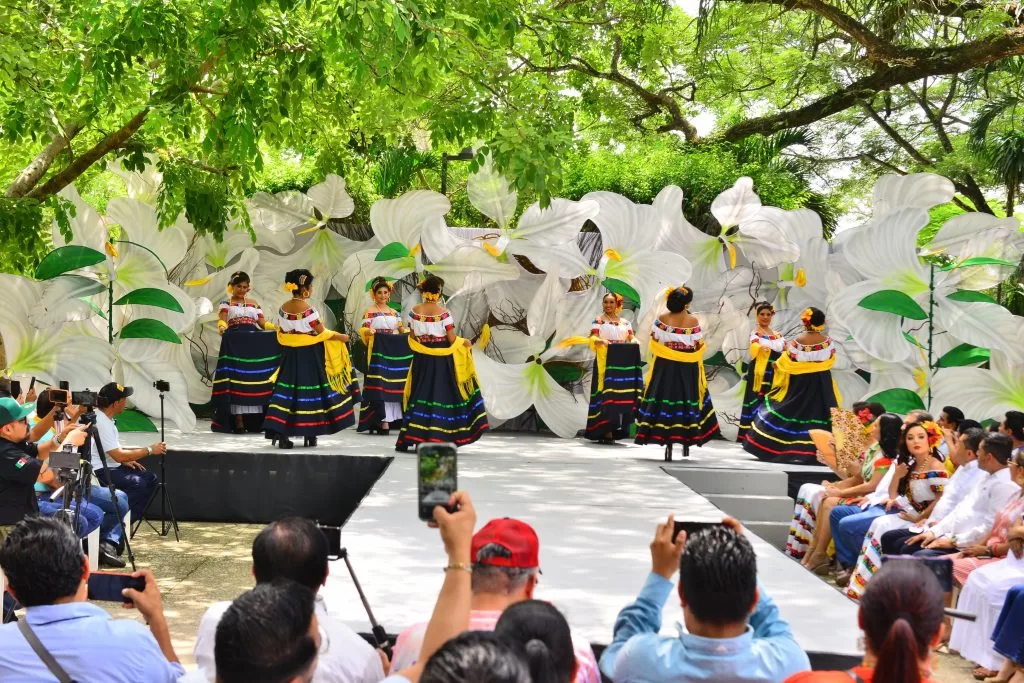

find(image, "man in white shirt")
[879,427,988,554]
[91,383,166,522]
[897,432,1019,556]
[193,517,385,683]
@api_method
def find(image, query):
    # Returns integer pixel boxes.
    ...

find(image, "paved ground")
[98,521,977,681]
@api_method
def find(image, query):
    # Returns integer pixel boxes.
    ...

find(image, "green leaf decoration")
[388,301,402,312]
[858,290,928,320]
[118,318,182,344]
[543,361,584,384]
[113,288,184,312]
[942,256,1017,271]
[902,331,924,349]
[603,278,640,305]
[34,245,106,280]
[947,290,997,305]
[936,343,991,368]
[866,388,926,414]
[374,242,411,262]
[704,351,727,366]
[114,409,158,433]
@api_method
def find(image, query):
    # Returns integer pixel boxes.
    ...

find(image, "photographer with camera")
[0,397,86,542]
[91,383,166,521]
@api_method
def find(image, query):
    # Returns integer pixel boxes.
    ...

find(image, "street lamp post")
[440,147,475,195]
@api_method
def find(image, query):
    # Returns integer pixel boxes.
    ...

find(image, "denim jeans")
[36,498,103,539]
[95,467,157,523]
[85,482,129,546]
[829,504,890,568]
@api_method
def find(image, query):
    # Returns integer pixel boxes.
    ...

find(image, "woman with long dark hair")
[737,301,785,442]
[743,307,841,464]
[584,292,643,445]
[787,409,897,573]
[786,560,945,682]
[833,419,947,589]
[262,269,358,448]
[394,275,488,452]
[495,600,578,683]
[634,286,719,461]
[357,277,411,436]
[211,271,279,433]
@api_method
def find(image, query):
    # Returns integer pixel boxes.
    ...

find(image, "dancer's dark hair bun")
[666,287,693,313]
[371,276,391,293]
[754,301,774,314]
[418,275,444,295]
[229,271,250,286]
[285,269,314,290]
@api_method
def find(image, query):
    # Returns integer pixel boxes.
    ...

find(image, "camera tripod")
[135,388,179,540]
[336,547,391,657]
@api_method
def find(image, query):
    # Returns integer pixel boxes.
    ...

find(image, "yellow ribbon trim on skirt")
[769,353,841,405]
[749,342,773,394]
[404,337,479,410]
[557,335,608,391]
[646,340,707,406]
[273,330,353,395]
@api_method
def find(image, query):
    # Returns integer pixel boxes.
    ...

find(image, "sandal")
[974,668,999,681]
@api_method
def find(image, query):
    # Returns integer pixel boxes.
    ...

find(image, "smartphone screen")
[319,524,342,559]
[87,572,145,603]
[28,377,35,391]
[672,520,726,543]
[47,389,71,405]
[881,555,953,592]
[59,381,70,391]
[10,380,20,399]
[418,443,457,521]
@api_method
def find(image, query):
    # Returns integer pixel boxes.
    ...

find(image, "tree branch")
[4,120,84,197]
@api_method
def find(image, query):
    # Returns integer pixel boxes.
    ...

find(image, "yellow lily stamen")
[603,248,622,262]
[104,242,119,259]
[184,275,214,286]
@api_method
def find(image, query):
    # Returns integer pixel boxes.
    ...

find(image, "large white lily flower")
[931,351,1024,422]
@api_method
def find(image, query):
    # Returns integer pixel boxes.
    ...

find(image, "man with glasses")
[0,397,85,542]
[191,517,385,683]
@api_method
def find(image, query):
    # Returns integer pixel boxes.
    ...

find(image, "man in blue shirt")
[600,516,810,682]
[0,516,183,682]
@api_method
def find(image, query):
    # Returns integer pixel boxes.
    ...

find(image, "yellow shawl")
[749,342,774,394]
[647,340,707,406]
[274,330,352,394]
[769,353,841,405]
[557,335,609,391]
[404,337,479,409]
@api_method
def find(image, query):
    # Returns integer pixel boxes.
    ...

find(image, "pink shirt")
[391,609,601,683]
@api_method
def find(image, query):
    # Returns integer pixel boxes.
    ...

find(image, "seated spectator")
[600,515,809,682]
[495,600,577,683]
[938,406,964,464]
[91,383,166,521]
[193,517,384,683]
[949,523,1024,679]
[0,397,85,541]
[212,579,320,683]
[1002,411,1024,457]
[421,632,531,683]
[391,517,600,683]
[988,583,1024,683]
[891,432,1017,557]
[831,420,947,587]
[785,559,945,682]
[0,516,182,682]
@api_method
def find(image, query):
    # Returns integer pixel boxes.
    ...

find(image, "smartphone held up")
[88,572,145,604]
[417,443,458,521]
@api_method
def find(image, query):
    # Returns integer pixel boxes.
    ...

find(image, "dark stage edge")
[136,449,392,526]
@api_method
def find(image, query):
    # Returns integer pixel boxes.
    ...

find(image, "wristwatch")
[145,446,152,456]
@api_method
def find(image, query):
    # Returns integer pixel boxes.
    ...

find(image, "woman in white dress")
[357,277,411,436]
[585,293,643,444]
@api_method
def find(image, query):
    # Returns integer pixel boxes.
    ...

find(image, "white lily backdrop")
[4,160,1023,436]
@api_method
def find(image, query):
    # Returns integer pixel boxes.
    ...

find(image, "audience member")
[786,560,944,682]
[0,397,85,541]
[420,632,531,683]
[988,583,1024,683]
[939,406,965,459]
[193,517,384,683]
[391,517,600,683]
[212,579,320,683]
[92,383,166,521]
[1002,411,1024,457]
[495,600,577,683]
[600,515,809,682]
[0,516,182,682]
[895,432,1017,556]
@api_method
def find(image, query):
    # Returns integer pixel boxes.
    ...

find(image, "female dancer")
[737,301,785,443]
[211,271,279,433]
[635,286,720,461]
[263,269,357,449]
[357,277,412,436]
[395,275,488,452]
[743,307,840,464]
[836,419,947,590]
[585,293,643,445]
[786,408,896,572]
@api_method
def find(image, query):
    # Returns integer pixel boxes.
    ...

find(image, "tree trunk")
[25,109,150,202]
[1007,183,1017,218]
[4,121,85,198]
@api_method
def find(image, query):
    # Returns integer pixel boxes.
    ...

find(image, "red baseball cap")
[471,518,540,569]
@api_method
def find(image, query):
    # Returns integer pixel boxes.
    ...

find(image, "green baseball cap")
[0,397,34,427]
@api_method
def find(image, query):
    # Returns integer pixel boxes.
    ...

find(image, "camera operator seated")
[32,392,128,568]
[0,397,86,543]
[0,516,184,682]
[91,383,166,521]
